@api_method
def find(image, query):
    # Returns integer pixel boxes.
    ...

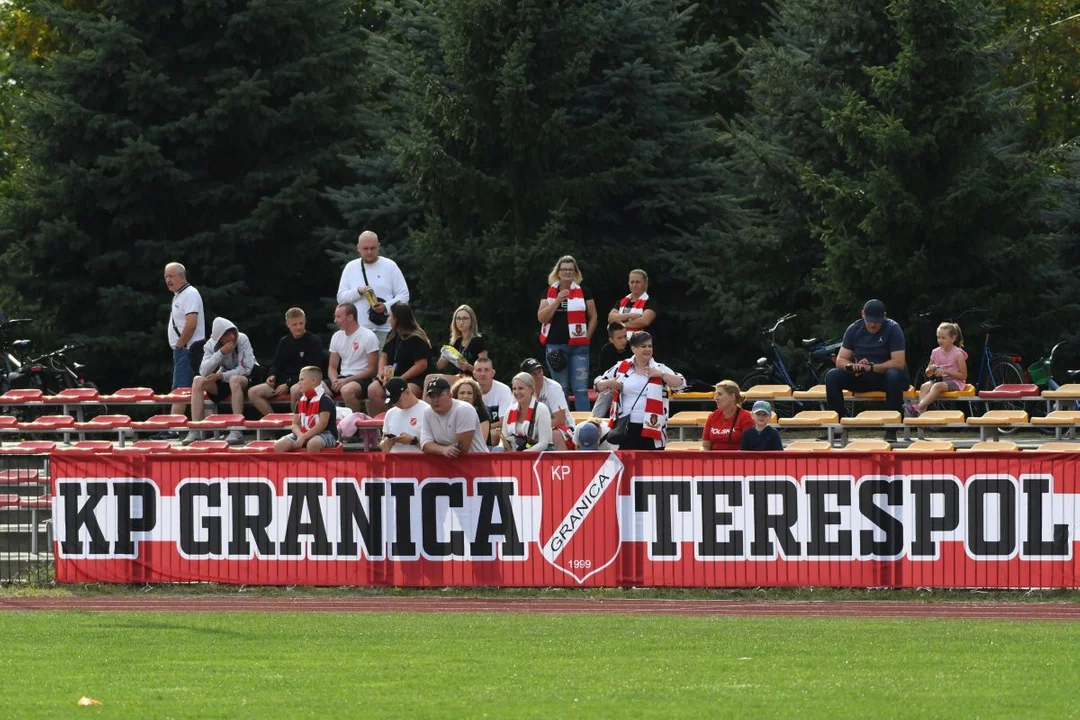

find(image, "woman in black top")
[370,303,431,415]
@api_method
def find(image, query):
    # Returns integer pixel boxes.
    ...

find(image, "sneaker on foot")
[883,429,898,443]
[150,430,180,441]
[180,431,201,446]
[226,430,245,446]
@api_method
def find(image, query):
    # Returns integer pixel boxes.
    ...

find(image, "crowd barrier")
[49,451,1080,588]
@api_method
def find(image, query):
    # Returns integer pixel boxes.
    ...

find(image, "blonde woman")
[500,372,553,452]
[702,380,754,451]
[437,304,488,376]
[536,255,597,412]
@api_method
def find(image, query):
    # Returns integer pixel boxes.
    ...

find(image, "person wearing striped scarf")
[499,372,553,452]
[607,269,657,340]
[594,332,685,450]
[537,255,597,412]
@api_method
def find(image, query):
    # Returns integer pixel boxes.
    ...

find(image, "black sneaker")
[883,429,898,443]
[150,431,180,441]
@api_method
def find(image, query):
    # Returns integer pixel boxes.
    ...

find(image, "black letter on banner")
[390,482,416,557]
[911,479,960,557]
[634,481,691,557]
[60,482,109,555]
[179,482,221,556]
[858,479,903,557]
[336,481,385,557]
[422,482,465,557]
[806,480,851,557]
[1022,477,1069,556]
[966,478,1016,557]
[697,481,743,557]
[471,481,525,557]
[749,481,801,557]
[112,482,157,555]
[227,482,275,556]
[280,482,332,557]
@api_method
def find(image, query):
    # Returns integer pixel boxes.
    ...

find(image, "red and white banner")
[51,452,1080,588]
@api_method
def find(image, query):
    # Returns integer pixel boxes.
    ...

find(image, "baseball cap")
[385,377,408,405]
[862,299,886,323]
[576,422,601,450]
[751,400,772,416]
[520,358,543,374]
[425,377,451,396]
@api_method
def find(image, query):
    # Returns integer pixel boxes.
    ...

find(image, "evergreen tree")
[0,0,367,389]
[1040,146,1080,343]
[332,0,752,377]
[802,0,1049,352]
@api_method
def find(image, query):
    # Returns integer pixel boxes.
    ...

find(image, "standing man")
[420,378,489,457]
[473,357,514,446]
[336,230,410,348]
[328,303,380,412]
[825,299,908,441]
[163,262,205,420]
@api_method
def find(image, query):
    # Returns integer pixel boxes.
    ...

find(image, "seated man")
[248,307,326,416]
[521,357,575,450]
[825,299,907,441]
[420,377,489,457]
[328,303,380,412]
[183,317,256,446]
[273,366,338,453]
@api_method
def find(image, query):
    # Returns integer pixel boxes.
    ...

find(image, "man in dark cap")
[379,377,429,453]
[420,377,489,457]
[825,299,907,439]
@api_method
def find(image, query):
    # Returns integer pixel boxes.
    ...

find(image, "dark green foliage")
[0,0,367,388]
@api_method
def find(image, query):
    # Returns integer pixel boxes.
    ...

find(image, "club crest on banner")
[534,452,625,583]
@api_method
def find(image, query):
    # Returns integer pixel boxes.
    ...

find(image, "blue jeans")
[546,344,591,412]
[825,367,908,416]
[172,347,193,390]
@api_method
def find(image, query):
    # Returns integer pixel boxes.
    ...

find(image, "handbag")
[361,262,389,325]
[605,380,649,446]
[546,349,568,372]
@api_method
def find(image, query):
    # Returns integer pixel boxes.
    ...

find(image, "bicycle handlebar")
[764,313,797,334]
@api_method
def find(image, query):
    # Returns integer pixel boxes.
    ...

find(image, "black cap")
[384,377,408,405]
[520,358,543,373]
[862,299,886,323]
[425,377,451,395]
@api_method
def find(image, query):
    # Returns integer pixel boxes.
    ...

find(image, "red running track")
[1,597,1079,620]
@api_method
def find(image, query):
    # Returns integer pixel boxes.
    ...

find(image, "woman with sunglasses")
[594,332,684,450]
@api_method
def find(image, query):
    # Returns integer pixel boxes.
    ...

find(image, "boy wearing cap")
[825,299,907,438]
[273,367,338,453]
[740,401,783,451]
[420,377,490,457]
[380,377,429,453]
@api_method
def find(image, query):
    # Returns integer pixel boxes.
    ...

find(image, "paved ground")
[1,596,1078,620]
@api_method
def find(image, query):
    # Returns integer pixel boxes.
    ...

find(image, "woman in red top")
[702,380,754,450]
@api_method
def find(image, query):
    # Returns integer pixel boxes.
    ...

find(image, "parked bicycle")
[0,312,34,395]
[739,313,847,416]
[20,343,95,394]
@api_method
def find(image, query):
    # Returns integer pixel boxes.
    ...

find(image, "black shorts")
[208,378,249,399]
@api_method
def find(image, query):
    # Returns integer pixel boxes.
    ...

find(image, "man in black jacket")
[248,307,326,415]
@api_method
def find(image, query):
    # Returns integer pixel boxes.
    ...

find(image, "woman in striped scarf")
[536,255,597,412]
[595,332,685,450]
[499,372,553,452]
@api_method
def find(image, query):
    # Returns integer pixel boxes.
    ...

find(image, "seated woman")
[451,377,491,447]
[702,380,754,451]
[594,332,685,450]
[426,304,488,387]
[499,372,553,452]
[368,303,431,416]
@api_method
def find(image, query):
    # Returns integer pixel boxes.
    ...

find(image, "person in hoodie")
[182,316,257,446]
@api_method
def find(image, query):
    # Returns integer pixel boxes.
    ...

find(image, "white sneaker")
[180,431,201,446]
[226,430,245,446]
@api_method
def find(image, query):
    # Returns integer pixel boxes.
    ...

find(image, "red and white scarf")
[617,292,649,338]
[505,400,538,446]
[296,384,328,433]
[539,283,589,347]
[608,359,666,440]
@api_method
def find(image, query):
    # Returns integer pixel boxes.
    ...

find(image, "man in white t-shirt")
[380,378,429,454]
[328,303,380,412]
[336,230,410,348]
[420,377,489,457]
[163,262,206,420]
[473,357,513,446]
[521,357,575,450]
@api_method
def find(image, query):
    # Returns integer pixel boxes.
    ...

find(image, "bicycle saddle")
[801,338,819,347]
[980,322,1002,332]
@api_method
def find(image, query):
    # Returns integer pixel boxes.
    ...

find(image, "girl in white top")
[500,372,553,452]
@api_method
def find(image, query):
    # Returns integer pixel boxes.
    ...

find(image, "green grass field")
[1,612,1077,718]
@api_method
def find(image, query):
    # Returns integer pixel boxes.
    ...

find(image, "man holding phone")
[380,377,428,453]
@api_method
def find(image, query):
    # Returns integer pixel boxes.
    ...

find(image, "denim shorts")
[285,431,337,447]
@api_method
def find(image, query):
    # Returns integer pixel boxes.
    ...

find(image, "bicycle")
[739,313,847,417]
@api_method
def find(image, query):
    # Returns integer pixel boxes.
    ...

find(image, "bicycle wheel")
[988,358,1026,435]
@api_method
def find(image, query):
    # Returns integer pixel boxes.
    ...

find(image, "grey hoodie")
[199,317,257,379]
